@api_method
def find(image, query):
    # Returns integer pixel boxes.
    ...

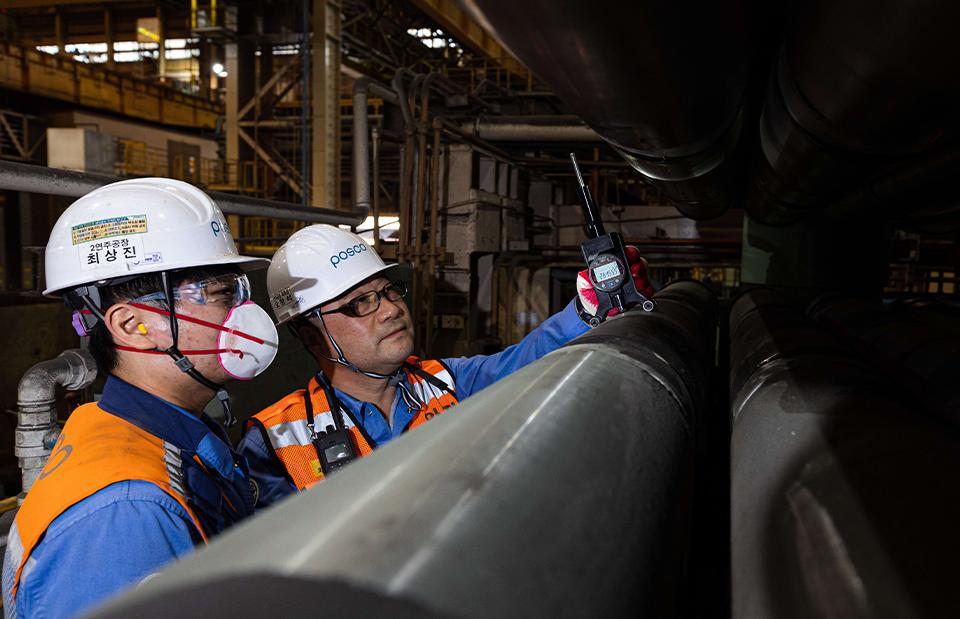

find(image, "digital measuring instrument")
[570,153,656,327]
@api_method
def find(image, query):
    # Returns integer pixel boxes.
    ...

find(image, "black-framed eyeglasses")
[318,279,408,318]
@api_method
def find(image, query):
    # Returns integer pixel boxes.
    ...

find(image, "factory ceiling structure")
[0,0,959,618]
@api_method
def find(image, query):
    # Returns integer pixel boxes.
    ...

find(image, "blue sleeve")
[12,480,201,619]
[443,299,589,400]
[236,427,297,510]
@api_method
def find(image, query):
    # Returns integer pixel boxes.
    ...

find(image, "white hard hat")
[44,178,269,296]
[267,224,394,324]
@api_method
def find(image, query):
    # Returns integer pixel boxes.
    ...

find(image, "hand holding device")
[570,153,656,327]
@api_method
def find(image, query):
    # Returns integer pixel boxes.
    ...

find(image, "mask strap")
[114,346,244,357]
[78,305,266,346]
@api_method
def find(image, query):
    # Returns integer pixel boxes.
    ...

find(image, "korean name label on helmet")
[72,215,151,272]
[270,286,305,322]
[330,243,369,268]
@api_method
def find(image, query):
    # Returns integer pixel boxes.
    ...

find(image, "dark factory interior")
[0,0,958,617]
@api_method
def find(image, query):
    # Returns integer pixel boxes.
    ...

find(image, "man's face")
[176,301,234,382]
[312,276,414,374]
[139,276,238,383]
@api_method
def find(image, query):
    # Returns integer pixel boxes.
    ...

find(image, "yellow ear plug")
[137,324,148,334]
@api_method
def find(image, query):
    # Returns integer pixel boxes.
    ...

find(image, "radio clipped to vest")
[312,427,357,475]
[306,374,358,476]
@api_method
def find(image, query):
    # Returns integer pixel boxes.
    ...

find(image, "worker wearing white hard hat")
[3,179,280,619]
[237,224,653,506]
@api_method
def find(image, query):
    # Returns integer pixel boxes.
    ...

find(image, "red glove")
[576,246,654,321]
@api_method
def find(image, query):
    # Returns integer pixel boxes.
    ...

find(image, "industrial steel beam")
[406,0,530,81]
[0,41,222,130]
[236,128,305,197]
[236,56,300,121]
[313,0,343,209]
[86,281,717,619]
[0,160,366,226]
[1,0,118,8]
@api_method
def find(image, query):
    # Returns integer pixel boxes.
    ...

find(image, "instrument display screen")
[324,443,352,463]
[592,261,622,283]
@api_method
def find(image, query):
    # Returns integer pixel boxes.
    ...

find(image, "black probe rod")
[570,152,587,187]
[570,153,606,238]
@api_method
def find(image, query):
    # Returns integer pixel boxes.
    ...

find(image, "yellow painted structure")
[406,0,530,81]
[0,42,223,130]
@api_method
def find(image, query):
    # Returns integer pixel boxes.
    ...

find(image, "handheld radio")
[306,374,359,476]
[570,153,656,327]
[313,426,358,476]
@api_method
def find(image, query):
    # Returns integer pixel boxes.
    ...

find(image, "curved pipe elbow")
[18,349,98,410]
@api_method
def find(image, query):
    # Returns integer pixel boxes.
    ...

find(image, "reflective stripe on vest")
[9,403,207,601]
[251,381,376,491]
[403,360,458,430]
[251,356,458,490]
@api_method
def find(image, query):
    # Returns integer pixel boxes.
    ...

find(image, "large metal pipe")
[729,288,960,619]
[17,349,98,500]
[807,294,960,431]
[457,0,755,220]
[87,281,717,619]
[744,0,960,225]
[0,160,366,226]
[820,143,960,227]
[352,77,404,217]
[459,116,602,142]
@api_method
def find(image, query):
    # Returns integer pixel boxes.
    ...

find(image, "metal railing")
[115,141,270,195]
[238,217,308,253]
[442,57,537,92]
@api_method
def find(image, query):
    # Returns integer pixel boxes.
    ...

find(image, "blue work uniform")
[2,376,254,619]
[238,299,588,507]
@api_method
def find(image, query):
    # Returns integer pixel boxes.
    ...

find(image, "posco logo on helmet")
[330,242,369,268]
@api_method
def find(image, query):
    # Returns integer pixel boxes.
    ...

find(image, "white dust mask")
[217,301,280,379]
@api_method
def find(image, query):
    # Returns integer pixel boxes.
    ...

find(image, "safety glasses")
[318,279,407,318]
[131,272,251,308]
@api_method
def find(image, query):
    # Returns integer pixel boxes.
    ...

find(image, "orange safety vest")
[248,356,458,490]
[8,403,207,599]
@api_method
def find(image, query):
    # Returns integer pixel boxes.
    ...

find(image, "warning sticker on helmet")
[79,236,146,271]
[71,215,147,245]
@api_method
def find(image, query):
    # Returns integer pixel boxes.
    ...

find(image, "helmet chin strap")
[296,311,423,411]
[157,272,237,427]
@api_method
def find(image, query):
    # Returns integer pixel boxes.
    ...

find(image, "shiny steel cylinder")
[730,288,960,619]
[87,281,717,619]
[457,0,754,220]
[808,294,960,429]
[745,0,960,225]
[17,349,97,498]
